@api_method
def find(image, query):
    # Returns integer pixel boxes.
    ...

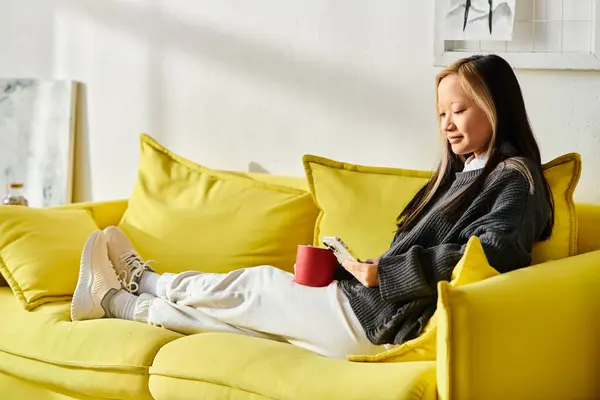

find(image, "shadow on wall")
[58,0,411,129]
[248,162,270,174]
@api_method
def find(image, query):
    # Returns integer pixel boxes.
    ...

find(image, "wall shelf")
[434,0,600,70]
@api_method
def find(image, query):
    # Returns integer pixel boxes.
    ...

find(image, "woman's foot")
[103,226,154,293]
[70,231,123,321]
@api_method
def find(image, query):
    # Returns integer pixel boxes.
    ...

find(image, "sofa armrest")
[436,250,600,400]
[51,199,128,229]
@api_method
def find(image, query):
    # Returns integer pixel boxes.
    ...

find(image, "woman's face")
[437,74,493,157]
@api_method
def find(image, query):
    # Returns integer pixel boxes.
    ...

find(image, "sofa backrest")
[58,173,600,257]
[229,172,309,191]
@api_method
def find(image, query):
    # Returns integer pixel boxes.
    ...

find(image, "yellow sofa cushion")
[0,206,99,310]
[0,287,181,399]
[530,153,581,264]
[348,236,499,363]
[149,333,437,400]
[436,249,600,400]
[119,134,319,274]
[303,153,580,264]
[303,154,431,260]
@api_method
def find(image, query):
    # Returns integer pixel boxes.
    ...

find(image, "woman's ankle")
[138,271,161,296]
[107,290,138,320]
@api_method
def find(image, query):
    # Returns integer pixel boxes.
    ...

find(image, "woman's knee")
[246,265,293,287]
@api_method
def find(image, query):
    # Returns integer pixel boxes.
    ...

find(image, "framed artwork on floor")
[0,79,78,207]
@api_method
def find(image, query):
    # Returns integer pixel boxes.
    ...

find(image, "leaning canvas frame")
[0,79,78,207]
[434,0,600,70]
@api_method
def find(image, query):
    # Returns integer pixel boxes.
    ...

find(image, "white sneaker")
[70,231,122,321]
[103,226,154,294]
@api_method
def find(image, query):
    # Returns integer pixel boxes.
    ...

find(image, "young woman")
[70,54,554,359]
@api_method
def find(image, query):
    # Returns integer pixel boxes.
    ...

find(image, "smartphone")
[322,236,360,263]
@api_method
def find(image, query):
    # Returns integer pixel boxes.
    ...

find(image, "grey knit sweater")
[337,157,551,345]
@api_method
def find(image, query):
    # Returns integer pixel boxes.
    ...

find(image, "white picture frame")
[434,0,600,70]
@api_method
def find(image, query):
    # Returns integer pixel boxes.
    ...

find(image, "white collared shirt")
[463,153,487,172]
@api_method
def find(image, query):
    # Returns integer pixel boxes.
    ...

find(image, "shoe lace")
[119,252,154,294]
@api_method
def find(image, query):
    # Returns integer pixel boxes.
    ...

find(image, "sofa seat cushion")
[149,333,437,400]
[0,372,105,400]
[0,288,182,400]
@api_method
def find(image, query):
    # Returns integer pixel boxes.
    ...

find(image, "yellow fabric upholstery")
[0,287,181,399]
[151,378,272,400]
[0,199,129,288]
[0,200,129,290]
[0,177,301,291]
[149,333,437,400]
[54,199,129,230]
[119,134,319,274]
[0,206,99,310]
[0,151,593,399]
[575,203,600,254]
[228,171,309,191]
[303,153,580,264]
[530,153,581,264]
[348,237,500,362]
[436,249,600,400]
[303,154,431,260]
[0,372,106,400]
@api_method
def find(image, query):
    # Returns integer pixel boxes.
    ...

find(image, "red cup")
[294,245,338,287]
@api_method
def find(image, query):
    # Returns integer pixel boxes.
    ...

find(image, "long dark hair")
[396,54,554,239]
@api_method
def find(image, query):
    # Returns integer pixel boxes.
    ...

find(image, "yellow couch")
[1,176,600,400]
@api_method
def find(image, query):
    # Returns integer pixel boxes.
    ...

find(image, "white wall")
[1,0,599,203]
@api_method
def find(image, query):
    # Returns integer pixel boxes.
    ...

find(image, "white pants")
[133,265,386,358]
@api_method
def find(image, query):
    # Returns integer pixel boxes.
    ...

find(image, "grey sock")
[101,288,118,316]
[107,290,139,320]
[138,271,160,296]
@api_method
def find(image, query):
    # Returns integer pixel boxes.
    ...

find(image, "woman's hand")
[342,257,381,287]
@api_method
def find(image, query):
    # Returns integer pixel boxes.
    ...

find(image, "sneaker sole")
[70,231,105,321]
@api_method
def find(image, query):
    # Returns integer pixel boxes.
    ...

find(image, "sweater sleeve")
[333,262,357,282]
[377,168,546,304]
